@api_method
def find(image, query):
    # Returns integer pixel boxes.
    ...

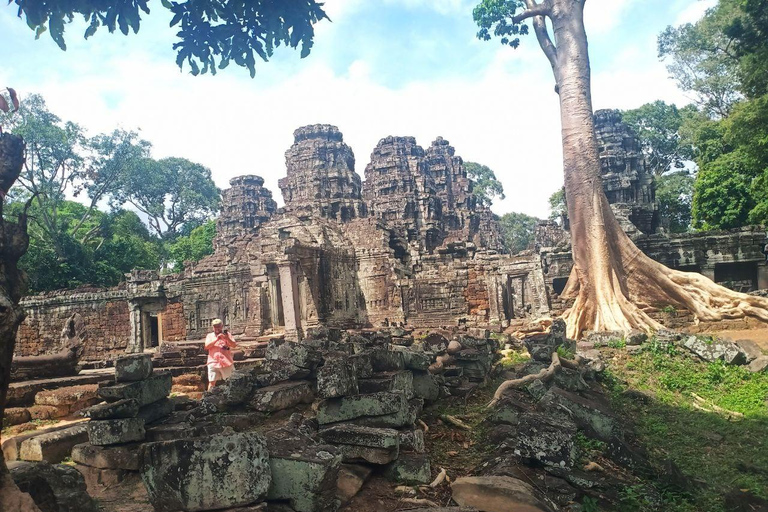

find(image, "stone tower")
[215,175,277,248]
[424,136,476,238]
[362,136,443,251]
[279,124,367,222]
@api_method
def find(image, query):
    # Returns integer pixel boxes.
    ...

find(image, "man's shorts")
[207,364,234,383]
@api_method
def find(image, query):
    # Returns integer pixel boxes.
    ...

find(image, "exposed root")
[488,352,560,408]
[401,497,438,507]
[417,419,429,433]
[692,393,744,420]
[429,467,447,487]
[440,414,471,430]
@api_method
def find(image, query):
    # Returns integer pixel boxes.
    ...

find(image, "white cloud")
[673,0,717,25]
[584,0,638,35]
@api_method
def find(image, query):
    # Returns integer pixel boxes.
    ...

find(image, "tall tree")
[499,212,540,253]
[167,219,216,271]
[474,0,768,339]
[465,161,506,207]
[108,157,220,239]
[9,0,328,77]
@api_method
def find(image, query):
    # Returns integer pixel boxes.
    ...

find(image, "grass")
[600,338,768,511]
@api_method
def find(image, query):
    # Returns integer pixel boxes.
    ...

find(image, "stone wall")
[160,300,186,342]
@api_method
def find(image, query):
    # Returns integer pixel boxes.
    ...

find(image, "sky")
[0,0,715,219]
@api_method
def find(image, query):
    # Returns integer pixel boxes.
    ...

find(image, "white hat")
[212,318,223,326]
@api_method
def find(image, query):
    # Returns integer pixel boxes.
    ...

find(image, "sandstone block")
[336,464,372,504]
[249,380,314,412]
[683,336,746,365]
[319,424,400,449]
[384,452,431,484]
[19,424,88,463]
[141,432,271,512]
[137,397,174,424]
[412,371,440,401]
[358,370,414,399]
[370,349,405,372]
[748,355,768,373]
[317,358,359,398]
[398,427,426,453]
[451,476,552,512]
[115,353,153,382]
[84,398,139,420]
[735,339,763,363]
[98,371,172,406]
[4,407,31,426]
[266,341,321,369]
[10,460,99,512]
[337,444,398,465]
[316,392,408,425]
[87,418,146,446]
[71,442,141,470]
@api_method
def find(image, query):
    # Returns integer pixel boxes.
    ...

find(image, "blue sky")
[1,0,714,218]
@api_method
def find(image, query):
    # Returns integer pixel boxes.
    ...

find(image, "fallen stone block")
[71,442,141,470]
[19,424,88,463]
[317,358,359,398]
[84,398,139,420]
[748,355,768,373]
[684,336,746,365]
[266,341,322,369]
[398,427,426,453]
[249,380,314,412]
[10,460,99,512]
[28,404,69,420]
[358,370,414,399]
[370,349,405,372]
[537,388,618,441]
[451,476,553,512]
[412,371,440,401]
[137,397,174,424]
[35,384,100,413]
[348,353,374,378]
[337,443,398,464]
[115,353,153,382]
[266,429,342,512]
[74,463,135,493]
[98,371,172,406]
[88,418,146,446]
[256,359,311,386]
[510,413,576,469]
[735,339,763,363]
[319,424,400,450]
[316,392,408,425]
[141,432,271,512]
[336,464,372,505]
[350,397,421,429]
[384,452,431,484]
[226,369,258,404]
[4,407,31,426]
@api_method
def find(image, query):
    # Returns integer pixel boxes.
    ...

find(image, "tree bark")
[0,133,42,511]
[543,0,768,338]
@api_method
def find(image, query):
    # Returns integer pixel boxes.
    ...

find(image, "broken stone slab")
[319,424,400,450]
[337,443,398,465]
[370,349,405,372]
[256,359,311,386]
[735,339,763,363]
[98,371,172,406]
[34,384,100,410]
[315,391,408,425]
[226,369,258,404]
[336,463,372,505]
[510,412,577,469]
[266,428,342,512]
[74,463,135,494]
[412,370,440,401]
[141,432,271,512]
[137,397,174,424]
[348,353,374,378]
[384,452,431,484]
[683,336,746,365]
[249,380,315,412]
[9,460,100,512]
[266,341,322,369]
[537,388,618,441]
[18,424,88,463]
[451,476,554,512]
[748,356,768,373]
[84,398,139,420]
[87,417,146,446]
[401,350,431,371]
[71,442,141,470]
[399,427,426,453]
[4,407,31,426]
[358,370,414,399]
[316,357,359,398]
[625,329,648,346]
[115,353,153,382]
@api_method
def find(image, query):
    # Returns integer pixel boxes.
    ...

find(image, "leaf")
[161,0,173,8]
[35,25,47,39]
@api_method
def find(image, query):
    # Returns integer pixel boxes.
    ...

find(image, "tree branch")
[524,0,557,71]
[512,1,551,23]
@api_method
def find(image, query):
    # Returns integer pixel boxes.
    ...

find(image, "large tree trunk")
[545,0,768,338]
[0,132,42,511]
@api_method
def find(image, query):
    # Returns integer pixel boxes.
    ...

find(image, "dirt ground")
[704,326,768,350]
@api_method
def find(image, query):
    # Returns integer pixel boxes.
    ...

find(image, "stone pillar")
[758,262,768,290]
[279,262,303,341]
[700,265,716,283]
[127,302,143,353]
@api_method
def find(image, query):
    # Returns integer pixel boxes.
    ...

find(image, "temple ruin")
[11,114,768,364]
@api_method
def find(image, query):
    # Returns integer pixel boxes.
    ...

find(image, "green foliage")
[655,171,694,233]
[465,161,505,208]
[556,344,575,359]
[548,187,566,222]
[621,101,697,175]
[473,0,530,49]
[607,337,626,349]
[9,0,329,77]
[660,305,677,314]
[107,156,220,239]
[580,496,599,512]
[692,148,758,229]
[167,219,216,271]
[498,211,540,254]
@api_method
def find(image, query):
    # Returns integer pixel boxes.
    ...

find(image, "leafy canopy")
[9,0,329,77]
[465,161,505,208]
[473,0,530,49]
[499,212,540,254]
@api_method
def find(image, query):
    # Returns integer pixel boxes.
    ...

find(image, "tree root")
[440,414,471,430]
[487,352,585,408]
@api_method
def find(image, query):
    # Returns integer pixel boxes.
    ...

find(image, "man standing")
[204,319,237,390]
